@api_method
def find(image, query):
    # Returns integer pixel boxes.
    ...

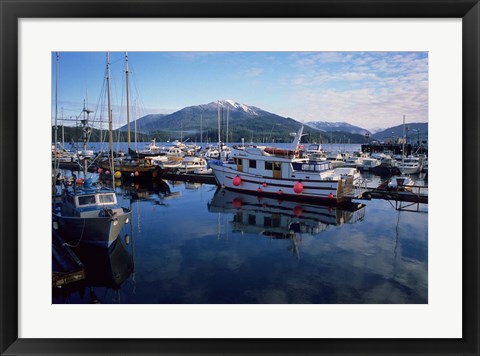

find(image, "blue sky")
[51,51,428,130]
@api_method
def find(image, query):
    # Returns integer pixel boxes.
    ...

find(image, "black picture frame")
[1,1,478,355]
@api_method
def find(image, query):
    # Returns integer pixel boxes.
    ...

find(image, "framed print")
[1,0,479,355]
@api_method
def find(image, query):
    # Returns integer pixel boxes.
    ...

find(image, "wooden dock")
[361,183,428,204]
[164,172,217,185]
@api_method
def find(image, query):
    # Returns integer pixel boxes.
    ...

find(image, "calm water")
[53,173,428,304]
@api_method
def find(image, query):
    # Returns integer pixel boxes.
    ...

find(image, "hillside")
[371,122,428,141]
[119,100,367,143]
[305,121,371,136]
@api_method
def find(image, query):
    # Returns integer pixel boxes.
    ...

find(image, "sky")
[51,51,428,131]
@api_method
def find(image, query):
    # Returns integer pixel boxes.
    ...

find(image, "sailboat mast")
[125,52,131,150]
[134,98,138,151]
[402,114,406,165]
[200,114,203,145]
[106,52,115,187]
[61,107,65,147]
[217,101,221,145]
[226,106,229,145]
[54,52,59,170]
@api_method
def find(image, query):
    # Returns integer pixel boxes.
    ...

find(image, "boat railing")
[343,178,368,198]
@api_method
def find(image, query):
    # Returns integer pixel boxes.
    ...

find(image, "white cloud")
[279,52,428,129]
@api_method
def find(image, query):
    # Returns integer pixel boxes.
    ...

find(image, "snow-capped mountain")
[118,100,370,143]
[305,121,371,136]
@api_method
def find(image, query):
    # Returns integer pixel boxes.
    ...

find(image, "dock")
[360,182,428,204]
[52,230,85,287]
[164,172,217,185]
[163,173,428,204]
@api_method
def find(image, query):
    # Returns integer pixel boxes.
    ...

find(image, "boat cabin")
[61,189,119,218]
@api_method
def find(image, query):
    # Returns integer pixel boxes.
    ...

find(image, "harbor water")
[53,171,428,304]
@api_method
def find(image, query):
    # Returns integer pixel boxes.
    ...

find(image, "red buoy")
[97,168,103,173]
[293,205,303,217]
[232,198,242,209]
[232,176,242,186]
[134,171,139,177]
[277,189,283,195]
[262,182,267,188]
[294,182,304,193]
[257,187,262,193]
[328,193,334,199]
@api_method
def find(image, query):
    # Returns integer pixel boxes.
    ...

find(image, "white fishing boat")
[210,126,361,204]
[179,156,208,173]
[52,179,130,248]
[305,143,327,161]
[193,166,213,175]
[344,156,363,168]
[358,158,381,171]
[397,156,423,174]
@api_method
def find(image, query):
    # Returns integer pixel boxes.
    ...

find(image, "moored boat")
[397,156,423,175]
[210,126,362,204]
[52,179,130,248]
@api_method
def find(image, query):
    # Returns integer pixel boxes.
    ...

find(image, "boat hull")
[53,208,130,248]
[98,160,166,181]
[211,164,347,205]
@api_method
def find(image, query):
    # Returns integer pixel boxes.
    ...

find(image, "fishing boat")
[358,158,381,171]
[397,156,423,174]
[97,156,166,181]
[210,126,362,204]
[52,179,131,248]
[128,139,167,158]
[179,156,208,173]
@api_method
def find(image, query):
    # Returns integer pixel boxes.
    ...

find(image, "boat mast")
[217,101,221,146]
[125,52,131,150]
[54,52,59,171]
[61,107,65,148]
[106,52,115,188]
[200,114,203,145]
[134,98,138,151]
[226,106,229,146]
[402,114,406,165]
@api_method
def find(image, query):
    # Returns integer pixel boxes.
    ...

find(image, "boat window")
[78,195,96,206]
[265,161,273,170]
[98,194,116,204]
[249,160,257,169]
[274,162,281,170]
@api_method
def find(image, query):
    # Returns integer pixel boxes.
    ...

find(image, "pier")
[164,172,217,185]
[165,173,428,205]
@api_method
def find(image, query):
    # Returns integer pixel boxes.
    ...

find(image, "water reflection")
[53,180,427,304]
[208,188,366,257]
[53,238,134,303]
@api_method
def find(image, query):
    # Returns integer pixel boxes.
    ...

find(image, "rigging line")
[62,218,86,248]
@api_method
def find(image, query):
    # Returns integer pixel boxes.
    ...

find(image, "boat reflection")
[208,189,366,256]
[53,238,134,303]
[120,179,171,201]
